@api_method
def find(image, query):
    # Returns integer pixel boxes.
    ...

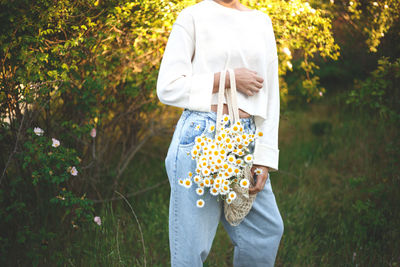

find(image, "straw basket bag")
[217,68,257,227]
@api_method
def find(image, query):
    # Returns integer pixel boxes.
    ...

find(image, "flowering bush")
[178,114,264,208]
[23,126,94,227]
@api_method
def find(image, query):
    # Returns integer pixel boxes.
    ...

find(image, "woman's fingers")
[249,171,268,195]
[234,68,264,96]
[255,75,264,84]
[246,83,263,96]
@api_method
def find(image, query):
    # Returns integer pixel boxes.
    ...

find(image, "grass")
[68,91,399,266]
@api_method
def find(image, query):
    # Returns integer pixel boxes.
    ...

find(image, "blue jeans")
[165,108,284,267]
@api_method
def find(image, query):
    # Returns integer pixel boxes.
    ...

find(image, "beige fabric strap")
[216,68,240,136]
[216,69,227,136]
[227,68,240,124]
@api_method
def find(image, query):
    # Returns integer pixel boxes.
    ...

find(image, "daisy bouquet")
[178,68,264,216]
[178,114,263,208]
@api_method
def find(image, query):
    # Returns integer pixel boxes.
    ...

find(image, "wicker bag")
[217,68,257,227]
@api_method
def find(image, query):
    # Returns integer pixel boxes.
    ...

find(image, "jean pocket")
[178,116,209,148]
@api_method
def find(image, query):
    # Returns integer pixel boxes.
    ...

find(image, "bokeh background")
[1,0,399,266]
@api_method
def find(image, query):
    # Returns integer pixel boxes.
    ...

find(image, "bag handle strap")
[227,68,240,124]
[216,68,240,136]
[216,69,226,136]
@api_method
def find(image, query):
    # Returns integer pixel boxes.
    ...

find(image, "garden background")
[1,0,399,266]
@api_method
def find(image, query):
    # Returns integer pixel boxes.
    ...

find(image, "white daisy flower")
[193,175,202,184]
[228,191,237,201]
[240,178,250,188]
[195,136,203,144]
[226,143,234,151]
[222,162,229,170]
[212,149,219,157]
[220,186,229,195]
[34,127,44,136]
[213,183,221,190]
[191,149,199,157]
[235,136,242,144]
[195,124,201,131]
[183,178,192,188]
[233,167,241,176]
[222,114,230,124]
[210,187,219,196]
[226,166,234,175]
[231,122,241,133]
[244,154,253,163]
[202,168,210,177]
[178,179,184,186]
[196,199,205,208]
[227,154,236,164]
[196,188,204,196]
[255,168,264,175]
[209,178,215,186]
[208,124,215,133]
[204,177,212,187]
[52,138,60,148]
[226,197,233,204]
[221,183,230,192]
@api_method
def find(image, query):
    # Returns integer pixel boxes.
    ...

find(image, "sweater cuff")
[253,142,279,172]
[188,72,214,112]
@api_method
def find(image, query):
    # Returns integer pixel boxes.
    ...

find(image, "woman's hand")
[234,68,264,97]
[248,164,269,195]
[212,68,264,96]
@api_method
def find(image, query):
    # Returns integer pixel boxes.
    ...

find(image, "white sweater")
[156,0,280,172]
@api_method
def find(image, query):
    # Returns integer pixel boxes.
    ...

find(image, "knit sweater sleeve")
[156,9,214,112]
[253,15,280,172]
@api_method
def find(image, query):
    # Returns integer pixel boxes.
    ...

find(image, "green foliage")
[347,56,400,121]
[49,92,399,266]
[310,0,400,53]
[345,0,400,53]
[0,127,94,265]
[0,0,397,265]
[0,0,178,264]
[244,0,341,103]
[310,120,332,136]
[273,93,400,266]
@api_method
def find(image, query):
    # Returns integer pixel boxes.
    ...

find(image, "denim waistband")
[183,108,255,125]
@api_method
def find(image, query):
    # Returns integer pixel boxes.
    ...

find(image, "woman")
[156,0,284,266]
